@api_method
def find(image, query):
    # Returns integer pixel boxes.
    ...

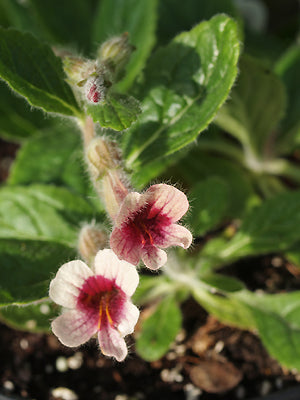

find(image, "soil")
[1,138,300,400]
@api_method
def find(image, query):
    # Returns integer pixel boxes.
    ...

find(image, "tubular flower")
[110,184,192,270]
[49,249,139,362]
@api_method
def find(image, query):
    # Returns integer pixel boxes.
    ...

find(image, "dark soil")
[1,139,300,400]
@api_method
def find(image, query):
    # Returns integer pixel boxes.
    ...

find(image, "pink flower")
[110,184,192,270]
[49,249,139,362]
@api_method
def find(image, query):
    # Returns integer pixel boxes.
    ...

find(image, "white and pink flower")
[110,184,192,270]
[49,249,139,362]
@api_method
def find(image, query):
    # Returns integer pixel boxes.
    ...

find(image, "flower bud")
[78,224,108,264]
[63,56,96,86]
[87,137,121,179]
[98,32,135,81]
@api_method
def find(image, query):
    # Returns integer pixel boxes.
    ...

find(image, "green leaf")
[133,274,173,305]
[187,177,229,236]
[275,44,300,153]
[215,54,286,156]
[200,273,245,292]
[193,288,254,330]
[215,190,300,265]
[285,243,300,268]
[86,92,141,131]
[122,15,240,167]
[0,184,102,246]
[93,0,158,90]
[0,0,41,36]
[0,239,75,306]
[0,300,57,333]
[8,126,91,197]
[0,27,81,116]
[0,81,52,141]
[237,291,300,371]
[28,0,93,52]
[173,150,257,218]
[136,295,182,361]
[157,0,240,45]
[193,278,300,370]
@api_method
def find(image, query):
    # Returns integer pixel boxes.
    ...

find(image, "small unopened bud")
[87,137,121,179]
[63,56,96,85]
[98,33,135,81]
[78,224,108,264]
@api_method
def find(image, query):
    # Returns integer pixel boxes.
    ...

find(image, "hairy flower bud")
[63,56,96,86]
[98,32,135,81]
[87,137,121,179]
[86,137,129,219]
[78,224,108,264]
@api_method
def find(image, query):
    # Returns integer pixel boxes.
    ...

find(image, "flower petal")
[159,224,193,249]
[98,325,127,362]
[51,309,97,347]
[49,260,93,308]
[141,246,167,270]
[115,191,145,227]
[94,249,139,297]
[110,226,141,266]
[146,184,189,222]
[118,301,140,336]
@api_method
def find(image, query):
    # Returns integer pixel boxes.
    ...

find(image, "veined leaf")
[0,27,81,116]
[86,92,141,131]
[122,15,240,168]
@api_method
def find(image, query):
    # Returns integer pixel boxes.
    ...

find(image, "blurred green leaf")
[0,0,40,35]
[216,54,286,156]
[8,127,91,197]
[157,0,240,45]
[122,15,240,167]
[133,274,173,305]
[0,239,75,306]
[193,287,254,330]
[174,150,257,218]
[0,81,52,142]
[0,27,81,116]
[86,92,141,131]
[28,0,93,52]
[93,0,158,91]
[0,184,102,246]
[187,177,229,236]
[285,243,300,268]
[275,44,300,153]
[0,300,57,332]
[193,278,300,370]
[238,291,300,371]
[136,295,182,361]
[200,273,245,292]
[212,190,300,265]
